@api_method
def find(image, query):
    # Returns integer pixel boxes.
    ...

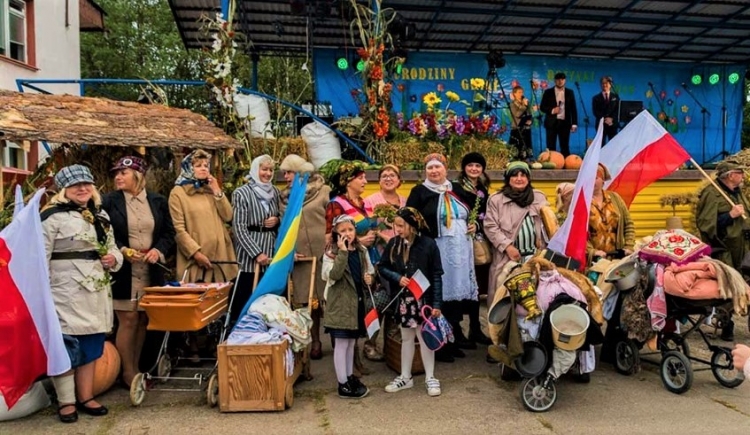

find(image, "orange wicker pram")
[140,282,232,331]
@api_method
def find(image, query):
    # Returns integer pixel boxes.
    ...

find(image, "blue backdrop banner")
[314,48,744,164]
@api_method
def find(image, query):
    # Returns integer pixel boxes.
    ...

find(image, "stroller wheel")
[157,355,172,379]
[130,373,146,406]
[207,374,219,407]
[520,375,557,412]
[711,348,744,388]
[614,340,639,375]
[660,351,693,394]
[659,333,690,358]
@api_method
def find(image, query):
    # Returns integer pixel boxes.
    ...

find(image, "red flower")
[668,235,684,243]
[370,65,383,81]
[397,83,405,92]
[357,47,369,60]
[673,248,685,256]
[648,242,658,248]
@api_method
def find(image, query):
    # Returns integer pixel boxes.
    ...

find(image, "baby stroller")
[518,295,601,412]
[129,261,239,406]
[606,260,744,394]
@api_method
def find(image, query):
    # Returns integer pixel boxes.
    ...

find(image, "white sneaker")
[385,376,413,393]
[426,377,441,397]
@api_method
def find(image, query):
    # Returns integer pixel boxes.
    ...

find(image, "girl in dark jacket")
[378,207,444,397]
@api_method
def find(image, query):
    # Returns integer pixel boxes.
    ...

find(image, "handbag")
[419,305,447,351]
[473,234,493,266]
[364,280,391,314]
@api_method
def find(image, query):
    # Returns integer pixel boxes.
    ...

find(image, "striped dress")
[232,182,281,273]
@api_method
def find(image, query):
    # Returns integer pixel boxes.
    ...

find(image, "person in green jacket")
[695,160,750,341]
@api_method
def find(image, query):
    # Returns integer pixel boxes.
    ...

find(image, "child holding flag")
[378,207,444,397]
[322,215,374,399]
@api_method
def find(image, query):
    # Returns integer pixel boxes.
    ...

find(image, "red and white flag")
[600,111,691,207]
[547,121,605,270]
[406,269,430,300]
[364,308,380,339]
[0,189,70,409]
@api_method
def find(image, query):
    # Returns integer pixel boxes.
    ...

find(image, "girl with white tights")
[378,207,444,397]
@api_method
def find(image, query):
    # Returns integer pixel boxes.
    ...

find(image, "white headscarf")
[422,159,452,194]
[246,155,276,206]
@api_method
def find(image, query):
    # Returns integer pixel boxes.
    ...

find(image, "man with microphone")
[509,85,533,161]
[540,72,578,157]
[592,76,619,144]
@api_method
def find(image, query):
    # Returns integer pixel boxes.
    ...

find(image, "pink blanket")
[663,262,720,300]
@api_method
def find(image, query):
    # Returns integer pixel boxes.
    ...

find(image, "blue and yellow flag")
[240,173,309,316]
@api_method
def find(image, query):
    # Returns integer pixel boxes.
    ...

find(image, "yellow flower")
[470,78,486,90]
[423,92,442,107]
[446,91,460,102]
[681,105,689,113]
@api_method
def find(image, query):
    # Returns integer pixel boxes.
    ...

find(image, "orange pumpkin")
[564,155,583,170]
[92,341,121,396]
[538,150,565,169]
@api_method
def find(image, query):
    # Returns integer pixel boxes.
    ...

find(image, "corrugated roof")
[168,0,750,64]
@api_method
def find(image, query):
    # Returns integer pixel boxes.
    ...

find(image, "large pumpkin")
[538,150,565,169]
[564,155,583,170]
[93,341,121,396]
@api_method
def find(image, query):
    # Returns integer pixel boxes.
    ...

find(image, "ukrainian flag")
[240,173,309,316]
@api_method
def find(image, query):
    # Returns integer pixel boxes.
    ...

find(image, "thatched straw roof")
[0,90,241,149]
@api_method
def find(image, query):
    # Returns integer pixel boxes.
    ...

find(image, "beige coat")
[483,190,549,305]
[169,185,238,283]
[281,176,331,306]
[42,210,123,335]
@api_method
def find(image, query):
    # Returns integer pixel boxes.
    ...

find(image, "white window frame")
[0,0,26,62]
[2,141,27,171]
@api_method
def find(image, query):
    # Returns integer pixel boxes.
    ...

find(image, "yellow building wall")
[364,179,701,240]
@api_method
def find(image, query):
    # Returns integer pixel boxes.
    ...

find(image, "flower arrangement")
[467,190,486,239]
[75,230,115,293]
[372,204,398,230]
[659,192,696,216]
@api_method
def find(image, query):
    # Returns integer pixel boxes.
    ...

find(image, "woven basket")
[384,327,425,375]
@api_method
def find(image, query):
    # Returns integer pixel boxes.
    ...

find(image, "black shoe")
[453,347,466,358]
[347,375,365,391]
[57,404,78,423]
[338,380,369,399]
[75,399,108,416]
[469,331,493,346]
[435,349,455,363]
[572,372,591,383]
[720,320,735,342]
[500,364,522,382]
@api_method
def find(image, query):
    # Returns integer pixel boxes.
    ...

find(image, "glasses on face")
[380,174,398,180]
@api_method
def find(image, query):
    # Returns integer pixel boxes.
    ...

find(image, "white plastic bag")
[234,93,275,139]
[0,381,50,422]
[301,122,341,169]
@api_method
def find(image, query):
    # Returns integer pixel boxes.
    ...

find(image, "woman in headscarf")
[362,164,406,361]
[587,163,635,263]
[324,160,377,376]
[378,207,444,396]
[102,156,175,388]
[555,182,575,225]
[169,150,238,283]
[231,154,281,322]
[41,165,123,423]
[484,161,549,310]
[453,152,493,347]
[406,153,478,362]
[279,154,330,360]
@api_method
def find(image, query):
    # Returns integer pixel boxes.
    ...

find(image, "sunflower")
[423,92,442,107]
[446,91,460,102]
[470,78,486,90]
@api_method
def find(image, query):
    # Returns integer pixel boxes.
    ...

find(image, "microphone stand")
[681,82,711,165]
[574,81,590,148]
[529,79,543,158]
[648,82,669,129]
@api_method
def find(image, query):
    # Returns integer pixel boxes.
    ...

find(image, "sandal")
[310,341,323,360]
[58,404,78,423]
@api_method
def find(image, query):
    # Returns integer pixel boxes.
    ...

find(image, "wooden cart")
[217,257,317,412]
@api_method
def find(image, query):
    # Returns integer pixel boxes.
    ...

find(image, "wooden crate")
[217,341,299,412]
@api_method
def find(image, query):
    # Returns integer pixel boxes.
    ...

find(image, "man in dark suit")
[592,76,619,144]
[540,72,578,157]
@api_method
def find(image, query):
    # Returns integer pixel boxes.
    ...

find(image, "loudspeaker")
[618,100,644,124]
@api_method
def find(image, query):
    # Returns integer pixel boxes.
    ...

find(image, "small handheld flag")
[365,308,380,339]
[407,270,430,300]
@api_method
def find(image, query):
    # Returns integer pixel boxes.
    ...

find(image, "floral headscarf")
[175,150,211,187]
[328,160,367,196]
[397,207,429,232]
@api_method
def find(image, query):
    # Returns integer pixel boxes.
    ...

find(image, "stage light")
[336,58,349,70]
[356,60,365,72]
[728,72,741,84]
[709,73,720,85]
[691,74,702,85]
[486,49,506,70]
[396,63,403,75]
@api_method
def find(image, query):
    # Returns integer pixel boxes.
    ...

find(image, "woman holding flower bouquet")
[41,165,123,423]
[406,153,478,362]
[453,152,493,347]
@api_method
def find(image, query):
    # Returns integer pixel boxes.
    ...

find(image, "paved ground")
[4,315,749,435]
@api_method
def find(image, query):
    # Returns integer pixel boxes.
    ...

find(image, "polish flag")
[406,269,430,300]
[600,111,691,207]
[547,121,605,270]
[0,189,70,409]
[365,308,380,339]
